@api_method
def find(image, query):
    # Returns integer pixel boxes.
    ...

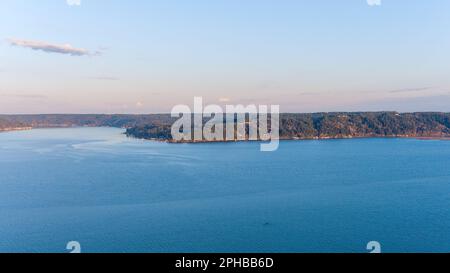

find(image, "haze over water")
[0,127,450,253]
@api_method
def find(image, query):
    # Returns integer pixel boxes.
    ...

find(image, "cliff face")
[2,112,450,140]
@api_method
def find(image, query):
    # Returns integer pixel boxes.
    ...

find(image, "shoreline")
[126,134,450,144]
[0,127,33,133]
[3,126,450,142]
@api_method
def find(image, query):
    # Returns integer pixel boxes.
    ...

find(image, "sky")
[1,0,450,114]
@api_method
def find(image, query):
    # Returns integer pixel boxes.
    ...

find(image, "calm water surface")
[0,127,449,253]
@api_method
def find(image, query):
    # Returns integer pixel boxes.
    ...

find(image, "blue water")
[0,127,450,253]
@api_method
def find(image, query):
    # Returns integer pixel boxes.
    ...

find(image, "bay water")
[0,127,449,253]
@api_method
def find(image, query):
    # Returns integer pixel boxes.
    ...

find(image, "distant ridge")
[2,112,450,141]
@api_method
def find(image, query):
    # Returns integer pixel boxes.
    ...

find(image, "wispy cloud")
[351,95,450,112]
[8,38,96,56]
[388,86,435,94]
[88,76,119,81]
[0,93,48,99]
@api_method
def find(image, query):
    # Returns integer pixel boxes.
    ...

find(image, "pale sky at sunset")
[1,0,450,114]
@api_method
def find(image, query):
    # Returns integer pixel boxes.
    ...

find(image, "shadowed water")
[0,127,450,253]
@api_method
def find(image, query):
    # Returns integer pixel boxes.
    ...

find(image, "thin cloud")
[388,87,435,94]
[88,76,120,81]
[351,94,450,112]
[8,38,95,56]
[0,93,48,99]
[297,92,316,96]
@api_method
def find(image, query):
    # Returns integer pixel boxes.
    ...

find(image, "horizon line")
[1,111,450,116]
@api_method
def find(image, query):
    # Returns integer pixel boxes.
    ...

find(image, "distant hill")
[1,112,450,141]
[0,114,173,129]
[125,112,450,141]
[0,117,30,131]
